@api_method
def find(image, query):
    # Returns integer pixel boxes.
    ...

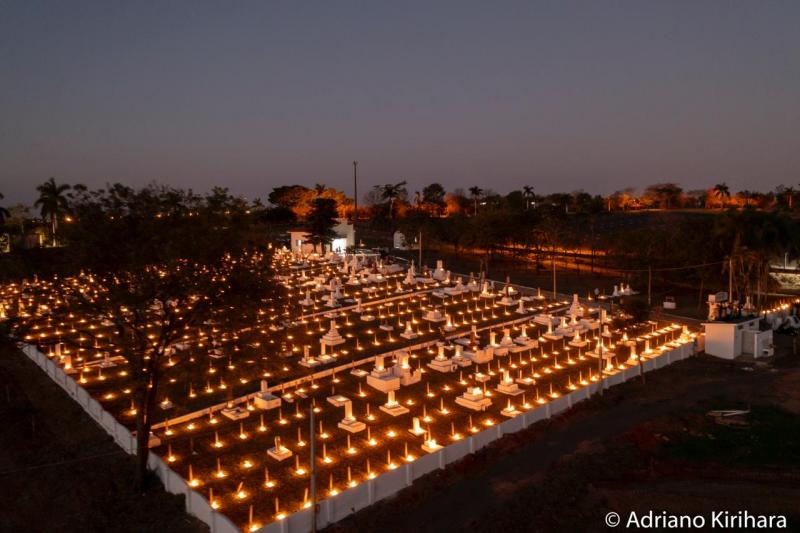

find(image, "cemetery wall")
[21,339,693,533]
[20,343,238,533]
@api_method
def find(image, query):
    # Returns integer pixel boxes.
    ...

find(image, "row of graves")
[149,304,693,530]
[0,249,697,531]
[3,250,574,424]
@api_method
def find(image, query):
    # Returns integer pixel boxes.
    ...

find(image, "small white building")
[703,317,773,360]
[288,219,354,254]
[393,231,408,250]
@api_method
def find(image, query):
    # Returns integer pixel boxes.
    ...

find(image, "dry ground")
[0,343,207,533]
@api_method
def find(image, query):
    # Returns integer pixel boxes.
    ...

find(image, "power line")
[0,449,125,476]
[608,260,726,274]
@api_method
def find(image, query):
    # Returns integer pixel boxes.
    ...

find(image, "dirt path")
[0,344,207,533]
[328,355,786,533]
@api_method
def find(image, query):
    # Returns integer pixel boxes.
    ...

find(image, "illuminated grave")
[514,324,535,346]
[480,281,494,298]
[221,402,249,421]
[395,351,422,386]
[409,416,426,436]
[422,434,442,453]
[403,264,416,285]
[464,345,494,365]
[498,282,517,306]
[427,345,456,373]
[451,344,472,367]
[501,398,522,417]
[253,380,282,410]
[400,320,417,340]
[625,340,639,365]
[543,317,563,341]
[444,277,465,296]
[366,355,400,392]
[569,329,589,348]
[496,368,524,396]
[587,339,616,372]
[423,308,445,323]
[569,293,583,320]
[320,319,345,347]
[299,290,314,306]
[299,345,320,368]
[267,436,292,461]
[333,397,366,433]
[455,386,492,411]
[499,328,515,349]
[379,390,409,417]
[99,351,116,368]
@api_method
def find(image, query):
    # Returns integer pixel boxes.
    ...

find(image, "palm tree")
[738,190,751,208]
[0,193,10,225]
[380,181,407,219]
[711,183,730,209]
[35,178,71,246]
[314,183,327,196]
[468,186,483,215]
[522,185,535,209]
[786,186,795,210]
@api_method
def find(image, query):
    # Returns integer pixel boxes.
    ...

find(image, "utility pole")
[647,265,652,307]
[552,253,557,299]
[310,405,317,533]
[352,161,358,250]
[598,309,604,396]
[728,257,733,303]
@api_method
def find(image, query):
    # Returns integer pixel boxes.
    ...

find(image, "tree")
[781,185,795,210]
[61,184,276,490]
[522,185,535,209]
[34,178,71,245]
[306,197,338,252]
[643,183,683,209]
[711,183,730,209]
[268,185,309,210]
[422,183,446,214]
[268,185,350,219]
[608,188,637,211]
[379,181,407,219]
[0,193,10,224]
[468,186,483,215]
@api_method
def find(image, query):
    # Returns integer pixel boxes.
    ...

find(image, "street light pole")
[353,161,358,250]
[310,405,317,533]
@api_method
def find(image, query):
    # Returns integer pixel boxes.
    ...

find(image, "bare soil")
[0,343,207,533]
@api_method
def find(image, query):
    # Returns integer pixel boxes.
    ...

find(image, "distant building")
[702,292,773,359]
[288,219,354,254]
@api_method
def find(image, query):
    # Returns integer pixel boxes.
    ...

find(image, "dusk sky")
[2,1,799,205]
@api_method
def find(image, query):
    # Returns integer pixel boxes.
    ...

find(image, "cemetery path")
[0,344,208,533]
[328,354,786,533]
